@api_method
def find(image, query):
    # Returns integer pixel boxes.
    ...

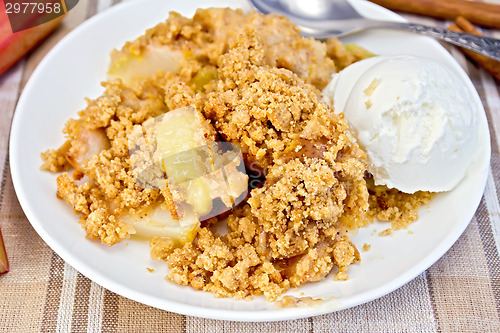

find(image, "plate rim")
[8,0,491,322]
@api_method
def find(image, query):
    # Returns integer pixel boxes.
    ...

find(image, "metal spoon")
[250,0,500,61]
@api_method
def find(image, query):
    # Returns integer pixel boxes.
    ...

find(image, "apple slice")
[0,228,9,274]
[120,204,199,245]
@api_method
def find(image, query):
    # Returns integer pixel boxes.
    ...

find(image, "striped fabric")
[1,0,499,331]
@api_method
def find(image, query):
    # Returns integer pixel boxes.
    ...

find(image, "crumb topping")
[42,8,433,301]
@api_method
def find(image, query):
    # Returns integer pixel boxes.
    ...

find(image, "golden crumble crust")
[42,8,433,301]
[111,8,336,89]
[203,28,341,169]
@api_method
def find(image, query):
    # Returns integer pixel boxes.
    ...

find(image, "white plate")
[9,0,490,321]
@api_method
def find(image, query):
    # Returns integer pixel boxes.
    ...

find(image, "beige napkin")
[1,0,500,331]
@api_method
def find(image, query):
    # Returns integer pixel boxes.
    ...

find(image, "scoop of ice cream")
[323,55,478,193]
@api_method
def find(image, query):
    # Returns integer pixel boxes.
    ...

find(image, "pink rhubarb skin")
[0,0,63,76]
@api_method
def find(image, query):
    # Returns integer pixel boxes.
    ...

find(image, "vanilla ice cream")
[323,55,478,193]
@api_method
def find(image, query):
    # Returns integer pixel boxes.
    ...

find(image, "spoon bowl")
[250,0,500,61]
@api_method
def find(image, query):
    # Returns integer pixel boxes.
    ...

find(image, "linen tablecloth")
[1,0,500,331]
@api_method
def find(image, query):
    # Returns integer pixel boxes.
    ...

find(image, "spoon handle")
[386,22,500,61]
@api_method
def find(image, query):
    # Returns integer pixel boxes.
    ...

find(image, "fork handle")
[385,22,500,61]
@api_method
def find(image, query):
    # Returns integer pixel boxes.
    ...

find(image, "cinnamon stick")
[448,16,500,81]
[369,0,500,29]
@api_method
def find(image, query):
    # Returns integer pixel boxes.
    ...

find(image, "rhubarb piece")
[108,44,182,86]
[0,228,9,274]
[0,0,63,76]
